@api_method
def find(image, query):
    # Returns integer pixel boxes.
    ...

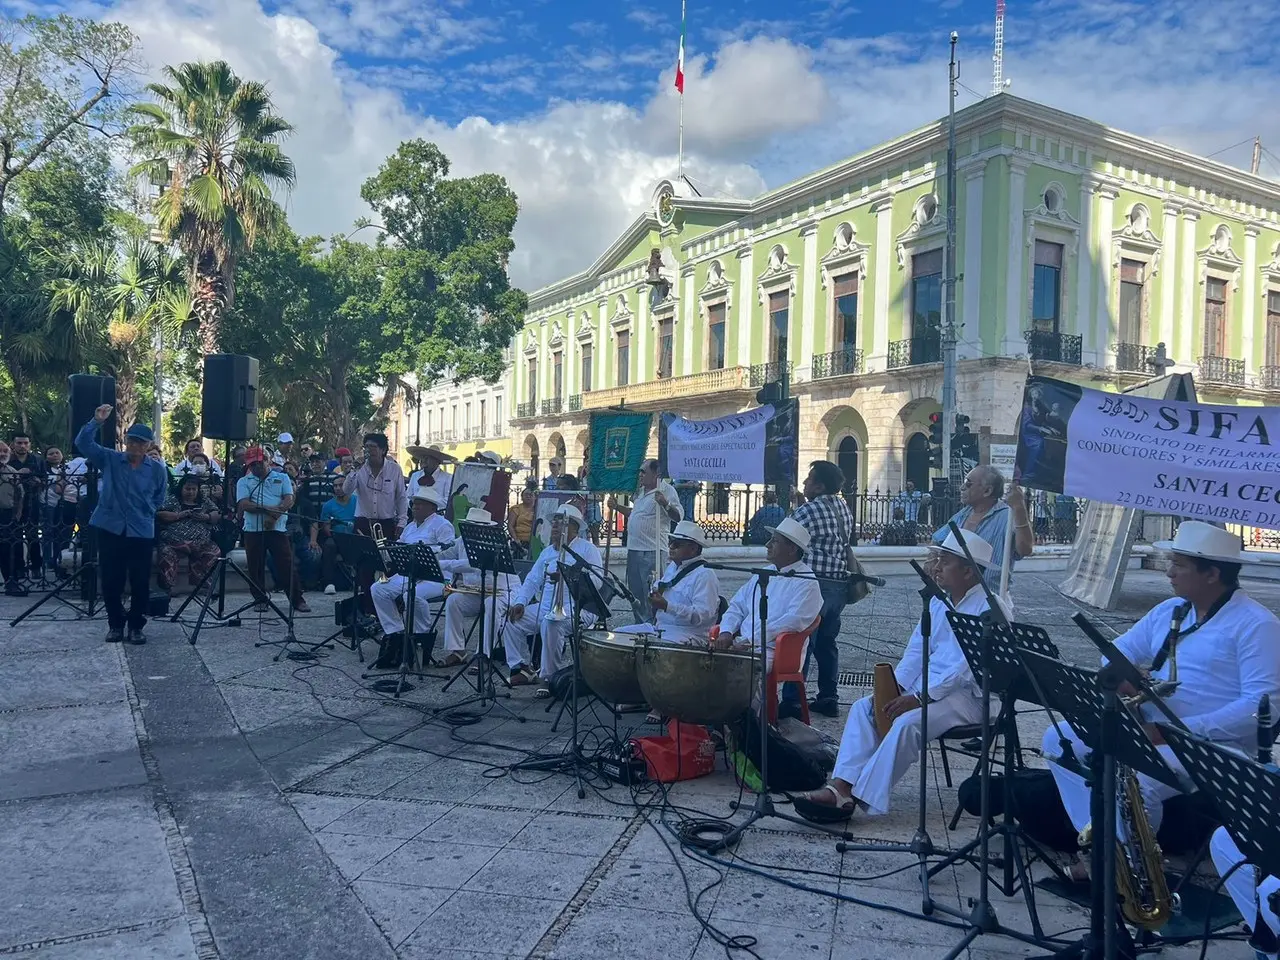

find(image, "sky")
[12,0,1280,290]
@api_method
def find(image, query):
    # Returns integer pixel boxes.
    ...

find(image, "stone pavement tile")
[350,879,452,948]
[295,746,434,796]
[462,847,599,900]
[507,810,630,857]
[360,838,499,888]
[314,831,409,880]
[323,797,451,839]
[258,721,391,789]
[832,897,953,946]
[413,803,535,847]
[545,780,640,817]
[0,789,182,950]
[590,854,726,915]
[286,791,366,829]
[545,901,705,960]
[400,891,563,958]
[389,720,473,757]
[381,756,494,803]
[691,919,831,960]
[20,918,198,959]
[0,701,145,802]
[709,871,838,932]
[0,619,93,654]
[218,683,322,732]
[0,645,123,711]
[244,715,352,761]
[469,769,582,810]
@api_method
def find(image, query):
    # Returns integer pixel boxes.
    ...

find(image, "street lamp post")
[942,33,960,495]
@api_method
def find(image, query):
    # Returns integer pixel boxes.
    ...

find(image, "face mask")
[193,464,208,475]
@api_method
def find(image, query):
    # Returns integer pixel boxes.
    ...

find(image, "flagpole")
[676,0,686,182]
[677,83,685,182]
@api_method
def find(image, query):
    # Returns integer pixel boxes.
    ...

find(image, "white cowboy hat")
[476,450,502,466]
[464,507,495,525]
[411,485,446,509]
[931,530,994,569]
[1154,520,1250,564]
[670,520,708,547]
[766,516,811,552]
[554,504,584,527]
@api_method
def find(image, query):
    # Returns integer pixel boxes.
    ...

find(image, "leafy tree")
[126,60,295,355]
[0,14,139,222]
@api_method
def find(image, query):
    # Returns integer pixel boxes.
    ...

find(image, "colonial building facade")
[509,94,1280,492]
[391,370,513,470]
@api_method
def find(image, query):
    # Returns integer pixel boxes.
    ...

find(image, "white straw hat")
[670,520,708,547]
[1154,520,1250,564]
[411,485,446,508]
[464,507,494,525]
[554,504,584,527]
[930,530,994,569]
[765,516,811,552]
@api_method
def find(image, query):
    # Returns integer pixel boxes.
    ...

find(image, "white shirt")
[626,481,682,554]
[1111,591,1280,752]
[719,560,823,657]
[515,536,604,612]
[650,558,721,645]
[399,512,454,548]
[895,583,1008,702]
[175,456,224,478]
[408,466,452,504]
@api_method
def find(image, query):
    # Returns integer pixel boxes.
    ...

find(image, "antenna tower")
[991,0,1006,96]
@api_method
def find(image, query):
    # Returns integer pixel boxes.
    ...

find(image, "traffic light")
[953,413,973,462]
[756,381,784,405]
[928,412,944,468]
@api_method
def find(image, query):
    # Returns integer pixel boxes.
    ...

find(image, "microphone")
[848,571,886,588]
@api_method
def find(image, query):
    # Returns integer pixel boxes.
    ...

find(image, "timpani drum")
[636,640,756,725]
[579,630,647,705]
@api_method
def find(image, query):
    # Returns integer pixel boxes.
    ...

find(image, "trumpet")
[546,537,569,622]
[371,522,391,583]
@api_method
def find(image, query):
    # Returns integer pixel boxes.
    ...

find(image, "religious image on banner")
[1013,378,1082,492]
[530,491,582,559]
[587,412,652,492]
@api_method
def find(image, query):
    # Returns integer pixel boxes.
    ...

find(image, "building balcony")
[1198,355,1246,386]
[1025,330,1082,365]
[1258,366,1280,390]
[568,394,583,412]
[748,360,792,387]
[579,365,752,410]
[516,400,537,419]
[812,346,864,380]
[887,333,941,369]
[1113,342,1158,373]
[541,397,563,417]
[465,426,486,440]
[441,431,457,443]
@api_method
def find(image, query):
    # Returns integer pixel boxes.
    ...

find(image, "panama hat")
[1154,520,1250,564]
[670,520,708,547]
[931,529,994,569]
[554,504,584,527]
[411,485,446,509]
[463,507,495,524]
[406,444,456,463]
[766,516,811,552]
[476,450,502,466]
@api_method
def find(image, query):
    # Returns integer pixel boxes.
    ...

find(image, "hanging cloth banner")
[659,400,799,486]
[587,411,653,493]
[1014,375,1280,530]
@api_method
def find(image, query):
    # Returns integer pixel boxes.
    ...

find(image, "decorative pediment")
[575,318,595,343]
[609,292,633,331]
[549,319,565,346]
[896,195,944,268]
[522,334,539,358]
[1198,224,1243,289]
[820,222,869,288]
[756,243,797,305]
[1024,181,1081,248]
[1263,241,1280,291]
[699,259,732,299]
[1111,202,1162,274]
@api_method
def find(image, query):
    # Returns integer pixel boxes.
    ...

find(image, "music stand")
[440,521,521,721]
[10,464,100,625]
[364,542,444,698]
[324,531,385,660]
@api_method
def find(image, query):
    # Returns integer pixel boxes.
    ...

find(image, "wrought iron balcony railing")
[1198,355,1246,386]
[887,333,941,369]
[1025,330,1083,365]
[541,397,563,417]
[579,366,752,410]
[748,360,792,387]
[516,401,537,419]
[568,394,583,412]
[1258,366,1280,390]
[812,346,864,380]
[1113,342,1157,373]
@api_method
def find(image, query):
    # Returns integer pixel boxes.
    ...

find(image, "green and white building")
[509,94,1280,493]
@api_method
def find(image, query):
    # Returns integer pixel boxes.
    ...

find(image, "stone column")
[596,300,608,390]
[635,283,649,384]
[736,244,754,367]
[1244,224,1260,372]
[959,162,986,361]
[681,266,696,377]
[1179,208,1201,365]
[1159,200,1180,352]
[1092,184,1118,370]
[798,219,819,379]
[1002,157,1029,356]
[1074,175,1096,365]
[869,197,894,371]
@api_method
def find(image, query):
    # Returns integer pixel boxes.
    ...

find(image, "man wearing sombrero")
[794,529,1002,823]
[1041,520,1280,879]
[406,444,455,503]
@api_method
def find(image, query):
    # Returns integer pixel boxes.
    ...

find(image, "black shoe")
[777,699,805,722]
[126,628,146,645]
[374,632,403,670]
[808,696,840,718]
[4,580,28,597]
[105,627,125,643]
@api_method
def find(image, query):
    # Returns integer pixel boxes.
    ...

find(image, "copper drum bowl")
[636,640,756,725]
[578,630,646,705]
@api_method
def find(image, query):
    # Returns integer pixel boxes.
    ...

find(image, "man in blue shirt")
[236,447,308,612]
[76,404,169,644]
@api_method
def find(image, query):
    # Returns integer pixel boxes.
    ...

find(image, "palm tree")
[125,60,295,355]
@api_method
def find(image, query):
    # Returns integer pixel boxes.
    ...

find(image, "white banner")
[1017,376,1280,530]
[661,406,774,484]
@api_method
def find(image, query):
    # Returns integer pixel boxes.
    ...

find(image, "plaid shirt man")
[791,493,852,579]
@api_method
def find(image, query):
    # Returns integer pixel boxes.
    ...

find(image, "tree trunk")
[113,364,139,445]
[192,259,228,355]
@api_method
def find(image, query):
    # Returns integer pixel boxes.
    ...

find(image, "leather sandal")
[794,784,858,823]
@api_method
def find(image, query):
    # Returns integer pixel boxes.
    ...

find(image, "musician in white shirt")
[794,530,1000,822]
[1211,827,1280,960]
[406,444,454,504]
[503,504,604,688]
[714,517,822,670]
[1042,521,1280,871]
[616,520,720,645]
[369,486,454,668]
[436,507,523,669]
[607,460,682,620]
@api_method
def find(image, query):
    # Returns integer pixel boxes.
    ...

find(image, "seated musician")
[369,486,454,669]
[1041,521,1280,877]
[1212,827,1280,960]
[616,521,721,645]
[435,506,523,669]
[712,517,822,670]
[503,504,603,691]
[794,530,1001,823]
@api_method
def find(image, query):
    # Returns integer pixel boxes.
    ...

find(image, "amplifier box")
[596,747,647,786]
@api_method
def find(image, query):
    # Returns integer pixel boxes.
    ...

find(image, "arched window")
[836,436,859,495]
[905,432,930,491]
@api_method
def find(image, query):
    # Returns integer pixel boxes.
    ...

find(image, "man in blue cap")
[76,404,170,643]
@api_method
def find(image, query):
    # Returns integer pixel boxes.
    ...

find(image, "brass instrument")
[547,533,569,623]
[871,663,900,738]
[371,522,391,583]
[1126,602,1188,708]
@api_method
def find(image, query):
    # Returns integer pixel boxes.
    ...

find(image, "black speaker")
[68,374,116,449]
[202,354,259,441]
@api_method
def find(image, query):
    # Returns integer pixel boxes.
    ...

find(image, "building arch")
[904,432,931,492]
[895,398,942,488]
[548,432,567,461]
[523,434,540,478]
[819,405,869,494]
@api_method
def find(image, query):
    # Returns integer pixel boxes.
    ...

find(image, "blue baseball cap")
[125,423,154,442]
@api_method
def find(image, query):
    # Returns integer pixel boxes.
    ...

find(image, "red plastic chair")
[709,615,821,725]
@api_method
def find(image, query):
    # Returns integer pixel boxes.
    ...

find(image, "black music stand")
[364,542,444,698]
[440,521,522,721]
[9,464,100,625]
[324,531,385,660]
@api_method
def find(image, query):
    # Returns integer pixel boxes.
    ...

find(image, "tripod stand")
[364,541,443,697]
[325,531,385,661]
[9,465,100,625]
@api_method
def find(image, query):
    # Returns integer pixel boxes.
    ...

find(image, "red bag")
[630,721,716,783]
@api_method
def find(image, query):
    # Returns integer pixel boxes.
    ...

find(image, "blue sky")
[12,0,1280,287]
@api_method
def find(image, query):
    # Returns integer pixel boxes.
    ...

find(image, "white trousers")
[370,576,443,636]
[833,690,986,815]
[1210,827,1280,959]
[499,601,541,671]
[444,591,514,660]
[1040,721,1187,836]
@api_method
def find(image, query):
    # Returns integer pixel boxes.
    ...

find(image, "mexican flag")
[674,2,686,93]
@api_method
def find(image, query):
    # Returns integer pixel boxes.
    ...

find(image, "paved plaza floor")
[2,566,1273,959]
